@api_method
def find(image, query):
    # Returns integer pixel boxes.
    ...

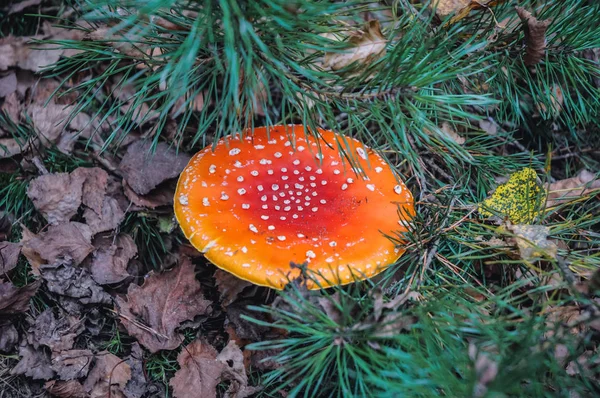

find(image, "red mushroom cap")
[174,125,414,289]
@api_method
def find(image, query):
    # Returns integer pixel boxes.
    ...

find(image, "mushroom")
[174,125,414,289]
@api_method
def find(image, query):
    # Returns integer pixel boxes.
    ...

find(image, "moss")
[479,167,546,224]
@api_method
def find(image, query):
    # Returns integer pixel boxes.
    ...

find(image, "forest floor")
[1,1,600,398]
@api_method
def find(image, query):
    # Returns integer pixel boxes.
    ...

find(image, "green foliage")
[120,212,172,268]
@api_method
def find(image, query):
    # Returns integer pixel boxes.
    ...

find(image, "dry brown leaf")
[40,258,112,311]
[316,293,344,325]
[124,343,147,398]
[478,119,498,135]
[431,0,470,18]
[0,137,27,158]
[217,341,261,398]
[505,224,558,262]
[91,234,137,285]
[27,308,84,353]
[11,342,55,380]
[51,349,93,380]
[115,256,212,352]
[0,279,40,315]
[536,84,564,117]
[45,380,88,398]
[0,322,19,352]
[0,241,21,275]
[122,179,175,209]
[468,343,499,398]
[83,351,132,398]
[441,122,465,145]
[21,222,94,274]
[84,196,126,234]
[323,20,387,72]
[0,72,17,97]
[27,103,74,145]
[27,172,84,225]
[515,7,551,66]
[119,140,191,196]
[5,0,43,15]
[170,339,224,398]
[546,170,600,207]
[215,269,252,308]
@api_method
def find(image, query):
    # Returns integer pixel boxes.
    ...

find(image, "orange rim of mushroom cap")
[174,125,415,290]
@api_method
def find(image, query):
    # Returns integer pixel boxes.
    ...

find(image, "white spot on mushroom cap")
[209,165,216,174]
[268,225,275,230]
[375,166,383,173]
[249,224,258,233]
[242,203,250,209]
[229,148,241,156]
[277,236,286,241]
[237,188,247,195]
[220,192,229,200]
[254,145,265,149]
[242,263,251,268]
[179,194,188,205]
[341,184,348,191]
[356,147,366,159]
[366,184,375,192]
[274,152,282,158]
[306,250,316,259]
[329,241,337,247]
[394,185,403,194]
[251,170,259,176]
[202,197,210,207]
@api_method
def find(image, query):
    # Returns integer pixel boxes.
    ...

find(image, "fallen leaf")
[373,312,416,338]
[6,0,43,15]
[0,241,21,275]
[479,167,545,224]
[0,279,40,315]
[21,222,94,274]
[45,380,88,398]
[115,256,212,352]
[323,20,387,72]
[317,293,344,325]
[468,343,499,398]
[215,269,252,308]
[536,84,564,118]
[27,172,84,225]
[51,349,93,380]
[225,300,270,342]
[40,259,112,310]
[91,234,137,285]
[83,351,132,398]
[122,179,176,209]
[217,340,261,398]
[505,224,558,262]
[27,103,74,145]
[515,7,551,66]
[73,167,109,214]
[430,0,470,18]
[0,137,26,158]
[84,196,126,234]
[478,119,498,135]
[0,72,17,97]
[119,140,191,196]
[170,339,224,398]
[547,170,600,207]
[11,342,55,380]
[27,308,84,353]
[124,343,147,398]
[0,322,19,352]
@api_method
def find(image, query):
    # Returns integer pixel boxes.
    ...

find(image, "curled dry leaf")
[124,343,147,398]
[0,322,19,352]
[119,140,191,196]
[515,7,551,66]
[27,308,84,353]
[91,234,137,285]
[40,259,112,310]
[45,380,88,398]
[0,279,40,315]
[547,169,600,207]
[116,256,212,352]
[215,269,253,308]
[123,179,176,209]
[83,351,132,398]
[21,222,94,274]
[505,224,558,262]
[0,241,21,274]
[323,20,387,72]
[217,340,261,398]
[431,0,470,18]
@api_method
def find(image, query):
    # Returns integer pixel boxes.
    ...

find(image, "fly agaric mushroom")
[174,125,414,289]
